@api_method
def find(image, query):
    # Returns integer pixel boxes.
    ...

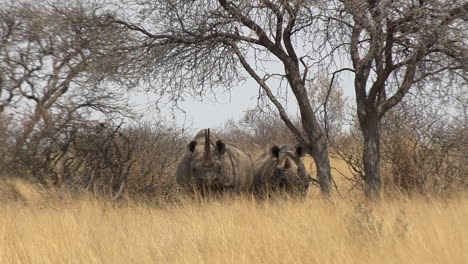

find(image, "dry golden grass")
[1,178,467,264]
[304,156,356,196]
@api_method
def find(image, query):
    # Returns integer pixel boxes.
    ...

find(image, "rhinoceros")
[176,129,254,194]
[253,145,311,196]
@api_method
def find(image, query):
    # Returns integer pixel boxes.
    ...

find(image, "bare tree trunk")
[287,61,333,195]
[296,83,332,195]
[309,141,332,195]
[361,113,382,200]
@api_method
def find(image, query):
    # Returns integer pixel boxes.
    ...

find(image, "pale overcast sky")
[129,70,355,131]
[130,78,269,130]
[125,34,359,131]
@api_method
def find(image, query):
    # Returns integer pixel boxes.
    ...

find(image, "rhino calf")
[254,145,311,196]
[176,129,254,194]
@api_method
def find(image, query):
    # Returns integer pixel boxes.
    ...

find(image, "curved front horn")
[203,128,212,165]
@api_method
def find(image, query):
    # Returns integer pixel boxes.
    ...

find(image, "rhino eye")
[192,168,197,172]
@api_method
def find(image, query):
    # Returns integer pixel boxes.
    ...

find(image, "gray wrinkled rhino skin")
[254,145,310,196]
[176,129,254,193]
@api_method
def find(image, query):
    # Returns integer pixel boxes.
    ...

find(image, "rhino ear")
[216,140,226,155]
[188,141,197,152]
[296,146,305,157]
[270,145,280,158]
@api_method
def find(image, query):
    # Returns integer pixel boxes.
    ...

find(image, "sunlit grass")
[1,178,467,264]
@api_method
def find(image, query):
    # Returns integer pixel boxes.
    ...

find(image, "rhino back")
[220,143,254,190]
[253,152,276,187]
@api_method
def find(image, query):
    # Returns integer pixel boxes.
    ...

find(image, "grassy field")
[1,179,467,264]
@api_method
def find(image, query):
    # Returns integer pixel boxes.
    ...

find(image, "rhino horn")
[203,128,213,166]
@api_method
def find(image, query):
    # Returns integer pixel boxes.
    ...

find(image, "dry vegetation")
[1,101,466,263]
[1,106,466,263]
[1,2,466,262]
[1,178,467,264]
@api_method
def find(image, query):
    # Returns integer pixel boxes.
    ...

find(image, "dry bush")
[122,120,188,200]
[220,109,296,156]
[381,110,468,195]
[0,112,87,185]
[0,116,189,201]
[332,98,467,197]
[328,130,366,195]
[60,121,135,199]
[57,119,188,200]
[0,117,131,197]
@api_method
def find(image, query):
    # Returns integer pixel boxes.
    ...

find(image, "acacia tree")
[0,1,133,185]
[308,75,346,142]
[319,0,467,199]
[111,0,334,194]
[0,1,131,144]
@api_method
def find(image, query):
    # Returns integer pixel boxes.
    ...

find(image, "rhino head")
[270,145,309,194]
[188,129,226,190]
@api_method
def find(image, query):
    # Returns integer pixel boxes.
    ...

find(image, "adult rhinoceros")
[253,145,311,196]
[176,129,254,194]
